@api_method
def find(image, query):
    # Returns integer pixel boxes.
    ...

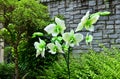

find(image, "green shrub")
[18,35,58,79]
[0,0,54,78]
[41,48,120,79]
[0,63,15,79]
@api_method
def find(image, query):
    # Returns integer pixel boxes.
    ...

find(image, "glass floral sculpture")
[33,11,110,79]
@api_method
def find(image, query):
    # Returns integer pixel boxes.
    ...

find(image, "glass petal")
[52,32,59,36]
[55,41,64,53]
[85,25,90,31]
[81,11,90,25]
[70,43,74,47]
[47,43,56,50]
[89,14,100,24]
[70,29,74,35]
[41,49,45,57]
[36,50,40,57]
[86,34,93,44]
[34,42,39,49]
[39,38,42,42]
[62,33,70,42]
[44,24,56,34]
[49,50,56,54]
[75,23,84,32]
[55,17,66,29]
[76,43,79,46]
[75,33,84,43]
[88,25,94,31]
[88,35,93,42]
[66,42,69,47]
[76,11,89,32]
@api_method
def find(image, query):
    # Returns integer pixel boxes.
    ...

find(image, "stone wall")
[43,0,120,53]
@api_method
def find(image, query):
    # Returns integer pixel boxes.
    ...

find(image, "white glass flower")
[85,33,93,45]
[47,41,64,54]
[44,17,66,36]
[76,11,100,32]
[76,11,90,32]
[62,30,83,47]
[34,38,46,57]
[85,14,100,31]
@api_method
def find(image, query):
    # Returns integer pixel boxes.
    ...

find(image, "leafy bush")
[0,63,15,79]
[42,48,120,79]
[0,0,54,78]
[18,39,58,79]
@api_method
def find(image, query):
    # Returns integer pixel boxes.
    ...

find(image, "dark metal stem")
[62,48,70,79]
[67,48,70,79]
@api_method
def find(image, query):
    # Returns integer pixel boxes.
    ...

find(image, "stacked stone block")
[42,0,120,53]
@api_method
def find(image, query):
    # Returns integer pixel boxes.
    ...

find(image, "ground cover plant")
[41,48,120,79]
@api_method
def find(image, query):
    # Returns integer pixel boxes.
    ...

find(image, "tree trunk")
[14,46,20,79]
[0,39,4,63]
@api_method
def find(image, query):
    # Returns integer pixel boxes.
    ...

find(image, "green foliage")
[12,0,49,30]
[42,48,120,79]
[14,0,57,78]
[74,49,120,79]
[0,63,15,79]
[0,0,50,43]
[0,0,52,78]
[18,35,58,79]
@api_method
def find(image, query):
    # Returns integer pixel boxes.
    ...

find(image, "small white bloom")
[62,30,83,47]
[76,11,100,32]
[85,33,93,45]
[55,17,66,30]
[47,41,64,54]
[44,24,56,35]
[76,11,90,32]
[44,17,66,36]
[85,25,94,32]
[34,38,46,57]
[47,43,57,54]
